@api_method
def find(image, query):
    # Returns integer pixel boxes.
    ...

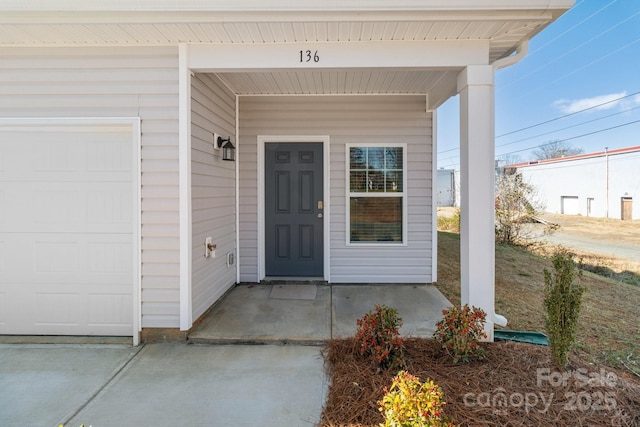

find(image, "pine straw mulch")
[320,338,640,427]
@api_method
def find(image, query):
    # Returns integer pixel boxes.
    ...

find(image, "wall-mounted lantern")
[214,134,236,161]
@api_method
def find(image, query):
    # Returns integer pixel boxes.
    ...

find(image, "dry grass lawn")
[436,224,640,373]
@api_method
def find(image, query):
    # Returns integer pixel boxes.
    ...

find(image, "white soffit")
[0,2,573,104]
[0,1,574,63]
[0,20,547,62]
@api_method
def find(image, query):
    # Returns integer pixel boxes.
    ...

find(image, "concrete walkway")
[0,284,451,427]
[0,343,326,427]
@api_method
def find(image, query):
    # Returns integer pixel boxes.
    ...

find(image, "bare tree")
[532,140,583,160]
[496,153,523,167]
[495,171,543,244]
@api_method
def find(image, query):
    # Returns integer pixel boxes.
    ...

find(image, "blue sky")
[437,0,640,170]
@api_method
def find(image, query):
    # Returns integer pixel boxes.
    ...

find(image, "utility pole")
[605,147,609,218]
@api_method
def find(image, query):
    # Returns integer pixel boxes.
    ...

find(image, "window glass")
[348,145,405,243]
[349,147,403,193]
[350,197,402,242]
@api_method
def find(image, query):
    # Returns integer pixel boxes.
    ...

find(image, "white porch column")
[457,65,506,341]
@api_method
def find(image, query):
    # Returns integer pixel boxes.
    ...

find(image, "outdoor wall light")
[214,134,236,161]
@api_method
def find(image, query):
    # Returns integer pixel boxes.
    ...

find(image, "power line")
[496,118,640,157]
[437,90,640,155]
[496,90,640,138]
[496,104,640,150]
[503,8,640,88]
[517,36,640,100]
[526,0,615,57]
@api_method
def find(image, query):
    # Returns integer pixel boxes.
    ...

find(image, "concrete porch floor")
[188,283,452,344]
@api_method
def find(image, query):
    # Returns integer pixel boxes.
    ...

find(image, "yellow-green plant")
[378,371,457,427]
[544,248,585,369]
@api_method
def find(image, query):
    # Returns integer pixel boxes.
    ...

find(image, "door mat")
[269,284,317,300]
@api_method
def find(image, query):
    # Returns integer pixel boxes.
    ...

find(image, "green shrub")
[378,371,457,427]
[433,304,487,363]
[355,304,405,369]
[543,249,585,369]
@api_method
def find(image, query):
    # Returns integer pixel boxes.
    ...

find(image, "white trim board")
[256,135,331,282]
[178,43,193,330]
[430,108,438,283]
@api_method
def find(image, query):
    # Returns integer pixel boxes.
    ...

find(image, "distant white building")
[437,169,457,207]
[511,146,640,220]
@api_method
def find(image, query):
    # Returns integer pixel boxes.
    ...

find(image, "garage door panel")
[0,182,132,233]
[0,121,136,337]
[1,130,132,179]
[87,292,133,327]
[0,233,132,282]
[0,283,133,335]
[0,240,4,273]
[35,292,82,326]
[0,291,5,326]
[0,190,4,225]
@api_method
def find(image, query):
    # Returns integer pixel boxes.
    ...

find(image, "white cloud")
[553,92,629,114]
[620,93,640,110]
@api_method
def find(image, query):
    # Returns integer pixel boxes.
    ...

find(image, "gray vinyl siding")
[238,95,433,283]
[0,46,181,328]
[190,73,237,322]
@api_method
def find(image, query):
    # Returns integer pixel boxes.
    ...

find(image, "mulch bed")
[320,338,640,426]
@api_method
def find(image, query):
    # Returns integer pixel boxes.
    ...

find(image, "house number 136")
[299,50,320,63]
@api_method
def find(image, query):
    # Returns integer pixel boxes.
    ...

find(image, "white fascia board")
[0,0,574,13]
[190,40,489,72]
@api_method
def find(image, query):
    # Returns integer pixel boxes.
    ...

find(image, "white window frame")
[345,143,408,246]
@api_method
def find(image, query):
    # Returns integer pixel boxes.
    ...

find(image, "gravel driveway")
[526,215,640,261]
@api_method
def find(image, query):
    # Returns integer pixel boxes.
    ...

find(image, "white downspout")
[493,41,529,70]
[489,40,529,329]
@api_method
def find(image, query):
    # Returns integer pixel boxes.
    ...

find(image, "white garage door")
[0,119,138,337]
[561,196,579,215]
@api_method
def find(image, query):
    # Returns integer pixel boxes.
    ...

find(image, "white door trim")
[257,135,330,281]
[0,116,141,344]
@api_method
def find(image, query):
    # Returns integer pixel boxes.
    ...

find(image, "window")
[347,144,406,244]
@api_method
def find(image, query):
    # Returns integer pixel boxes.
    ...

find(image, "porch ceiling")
[214,68,458,100]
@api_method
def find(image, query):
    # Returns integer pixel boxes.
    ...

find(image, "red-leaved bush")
[433,304,487,363]
[355,304,405,369]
